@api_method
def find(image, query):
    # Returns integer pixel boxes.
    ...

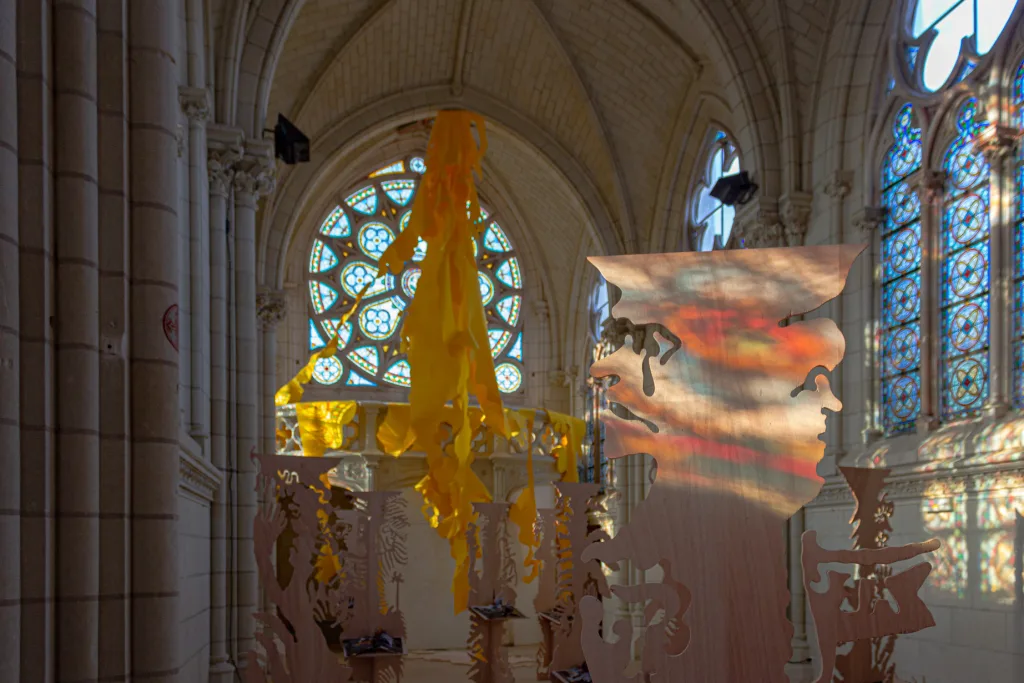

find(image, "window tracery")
[691,130,741,251]
[306,155,526,393]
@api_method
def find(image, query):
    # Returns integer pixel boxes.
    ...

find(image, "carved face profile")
[590,245,864,518]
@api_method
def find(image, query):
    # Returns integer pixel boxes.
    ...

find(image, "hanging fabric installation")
[375,110,508,612]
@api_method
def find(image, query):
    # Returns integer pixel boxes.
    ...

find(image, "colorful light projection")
[579,245,865,682]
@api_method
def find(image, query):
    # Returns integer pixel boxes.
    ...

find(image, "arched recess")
[648,87,741,254]
[258,85,623,290]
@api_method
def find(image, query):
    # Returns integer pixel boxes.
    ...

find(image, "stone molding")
[179,86,212,123]
[852,206,885,235]
[256,289,287,331]
[808,462,1024,507]
[179,440,224,502]
[780,191,813,247]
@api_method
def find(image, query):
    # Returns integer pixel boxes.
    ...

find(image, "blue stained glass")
[319,320,353,348]
[508,333,523,361]
[348,346,380,376]
[383,360,412,387]
[359,298,405,341]
[496,295,521,326]
[309,281,338,314]
[346,372,377,387]
[484,224,513,252]
[309,239,339,273]
[346,186,378,215]
[880,103,923,435]
[495,258,522,289]
[478,272,495,305]
[410,157,426,173]
[401,268,421,298]
[312,357,344,385]
[906,45,920,72]
[370,161,404,177]
[340,261,392,298]
[309,319,326,351]
[358,223,395,261]
[940,98,991,419]
[1014,59,1024,406]
[488,329,511,358]
[381,179,415,206]
[320,207,351,237]
[494,362,523,393]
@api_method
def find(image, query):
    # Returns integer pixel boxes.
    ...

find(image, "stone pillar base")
[784,660,815,683]
[209,658,235,683]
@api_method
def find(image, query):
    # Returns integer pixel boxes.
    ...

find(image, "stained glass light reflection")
[880,103,923,435]
[1013,59,1024,407]
[307,154,525,391]
[940,98,990,419]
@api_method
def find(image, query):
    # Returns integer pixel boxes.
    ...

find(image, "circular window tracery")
[307,155,526,393]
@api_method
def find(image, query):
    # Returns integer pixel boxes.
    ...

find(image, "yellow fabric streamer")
[294,400,359,458]
[507,409,541,583]
[545,410,585,483]
[373,111,505,613]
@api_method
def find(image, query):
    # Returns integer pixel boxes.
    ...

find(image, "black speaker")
[710,171,758,206]
[274,114,310,165]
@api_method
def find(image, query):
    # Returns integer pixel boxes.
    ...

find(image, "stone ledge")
[179,432,223,502]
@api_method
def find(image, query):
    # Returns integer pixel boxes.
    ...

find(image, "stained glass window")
[940,98,991,420]
[1014,60,1024,407]
[880,104,924,435]
[581,277,612,485]
[692,130,740,251]
[908,0,1017,91]
[307,154,525,393]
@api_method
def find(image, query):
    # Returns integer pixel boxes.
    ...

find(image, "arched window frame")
[689,128,742,252]
[304,153,528,396]
[889,0,1024,102]
[873,6,1024,438]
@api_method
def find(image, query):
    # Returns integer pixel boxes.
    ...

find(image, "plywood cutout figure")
[549,482,612,677]
[467,502,520,683]
[833,466,897,683]
[245,453,353,683]
[533,507,559,680]
[802,531,940,683]
[579,245,865,682]
[342,491,409,683]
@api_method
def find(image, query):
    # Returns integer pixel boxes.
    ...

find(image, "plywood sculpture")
[577,245,912,682]
[467,502,524,683]
[246,453,353,683]
[548,482,611,682]
[832,466,897,682]
[340,491,409,683]
[802,533,940,683]
[534,508,559,680]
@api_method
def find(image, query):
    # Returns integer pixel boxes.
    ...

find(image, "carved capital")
[549,367,579,388]
[852,206,886,235]
[207,124,245,198]
[780,192,813,247]
[733,197,785,248]
[915,169,947,205]
[178,86,211,124]
[973,124,1020,161]
[233,141,277,207]
[256,290,287,331]
[823,171,853,201]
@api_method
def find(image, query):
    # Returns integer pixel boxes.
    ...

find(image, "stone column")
[232,143,276,658]
[257,290,286,457]
[181,87,212,446]
[975,125,1018,418]
[852,206,885,445]
[17,1,55,679]
[917,170,946,430]
[54,1,101,679]
[0,0,19,678]
[128,1,182,679]
[207,124,242,682]
[96,1,131,679]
